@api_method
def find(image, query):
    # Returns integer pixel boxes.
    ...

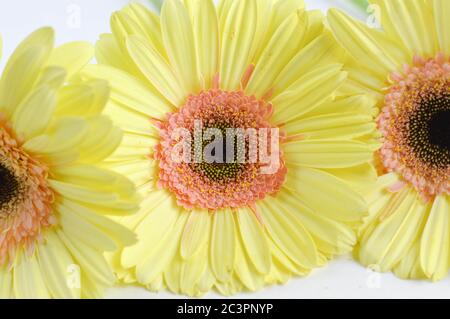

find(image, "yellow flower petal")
[126,35,186,106]
[328,8,409,75]
[103,100,154,136]
[236,208,271,274]
[82,64,172,119]
[164,254,183,294]
[246,9,308,97]
[219,0,257,90]
[319,95,376,120]
[0,28,54,114]
[161,0,200,93]
[275,190,356,255]
[48,42,93,78]
[247,0,272,64]
[136,212,187,284]
[4,27,53,69]
[195,265,215,294]
[111,10,147,50]
[214,276,242,296]
[0,46,50,116]
[420,195,450,281]
[191,0,219,89]
[57,230,116,287]
[432,0,450,55]
[364,173,400,212]
[23,117,88,159]
[376,0,438,56]
[393,241,425,279]
[272,64,347,124]
[345,62,387,94]
[36,66,67,89]
[122,3,165,56]
[104,159,154,188]
[211,210,236,282]
[12,85,56,139]
[79,116,123,163]
[359,189,427,271]
[0,266,12,298]
[284,139,373,168]
[284,166,367,222]
[234,233,264,291]
[303,10,324,45]
[324,163,378,194]
[181,210,211,260]
[271,0,305,25]
[95,33,130,71]
[270,234,310,276]
[59,199,136,247]
[13,252,50,299]
[52,164,135,199]
[259,197,319,269]
[58,202,119,251]
[37,232,80,299]
[251,0,305,63]
[217,0,234,32]
[49,179,137,218]
[180,246,208,296]
[122,195,179,268]
[285,113,376,140]
[272,32,346,96]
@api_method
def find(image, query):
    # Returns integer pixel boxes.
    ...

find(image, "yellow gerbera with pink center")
[0,28,138,298]
[328,0,450,281]
[83,0,379,296]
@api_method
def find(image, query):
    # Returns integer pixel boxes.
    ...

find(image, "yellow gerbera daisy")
[328,0,450,281]
[83,0,378,296]
[0,28,139,298]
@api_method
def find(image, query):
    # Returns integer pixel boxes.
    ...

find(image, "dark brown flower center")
[408,94,450,167]
[429,108,450,152]
[154,89,287,211]
[0,161,20,208]
[190,121,248,183]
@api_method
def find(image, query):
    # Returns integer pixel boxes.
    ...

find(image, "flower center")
[378,54,450,200]
[0,162,21,209]
[154,89,287,211]
[0,114,55,265]
[428,106,450,153]
[408,94,450,167]
[190,121,247,182]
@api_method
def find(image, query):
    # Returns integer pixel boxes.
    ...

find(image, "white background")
[0,0,448,299]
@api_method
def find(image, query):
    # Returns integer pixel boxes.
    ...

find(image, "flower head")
[329,0,450,281]
[84,0,377,296]
[0,28,138,298]
[154,89,287,211]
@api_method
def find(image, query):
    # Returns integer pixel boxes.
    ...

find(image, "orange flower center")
[378,54,450,200]
[153,89,287,211]
[0,113,55,265]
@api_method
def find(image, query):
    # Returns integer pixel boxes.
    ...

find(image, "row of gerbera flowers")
[0,0,448,298]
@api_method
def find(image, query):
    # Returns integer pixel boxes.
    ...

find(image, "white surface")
[0,0,448,299]
[107,256,450,299]
[0,0,156,68]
